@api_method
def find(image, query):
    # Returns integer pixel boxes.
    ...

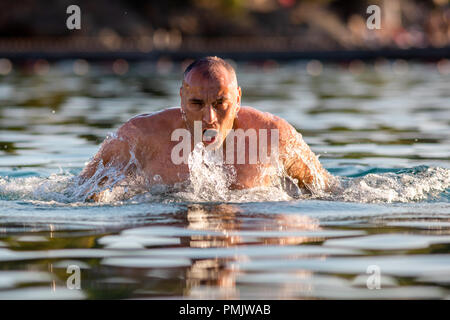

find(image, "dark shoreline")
[1,46,449,63]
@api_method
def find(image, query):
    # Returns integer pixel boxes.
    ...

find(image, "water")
[0,60,449,299]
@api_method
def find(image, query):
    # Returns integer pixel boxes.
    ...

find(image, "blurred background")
[0,0,449,63]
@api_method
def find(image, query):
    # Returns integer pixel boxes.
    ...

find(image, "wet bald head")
[182,56,238,88]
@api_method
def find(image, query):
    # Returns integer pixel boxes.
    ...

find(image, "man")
[79,56,332,201]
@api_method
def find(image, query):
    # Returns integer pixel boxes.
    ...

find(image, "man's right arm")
[78,119,145,199]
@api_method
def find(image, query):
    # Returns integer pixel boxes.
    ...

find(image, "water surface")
[0,60,449,299]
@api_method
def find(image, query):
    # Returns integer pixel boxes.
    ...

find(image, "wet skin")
[79,66,332,199]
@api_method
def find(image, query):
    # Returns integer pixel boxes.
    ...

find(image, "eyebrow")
[189,99,204,103]
[189,97,227,103]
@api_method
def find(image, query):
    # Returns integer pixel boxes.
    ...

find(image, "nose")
[203,105,217,125]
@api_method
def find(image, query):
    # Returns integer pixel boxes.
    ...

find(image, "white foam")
[329,166,450,203]
[1,143,448,205]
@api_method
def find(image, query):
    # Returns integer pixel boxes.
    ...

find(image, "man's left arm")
[275,118,332,193]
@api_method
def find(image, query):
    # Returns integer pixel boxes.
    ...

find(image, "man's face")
[180,66,241,149]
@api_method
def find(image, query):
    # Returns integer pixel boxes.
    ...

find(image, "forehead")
[183,66,236,96]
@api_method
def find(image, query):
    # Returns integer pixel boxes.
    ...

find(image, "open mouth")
[203,128,218,144]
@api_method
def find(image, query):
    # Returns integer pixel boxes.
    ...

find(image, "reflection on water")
[0,202,448,299]
[0,60,449,299]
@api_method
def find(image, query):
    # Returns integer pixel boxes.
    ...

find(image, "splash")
[283,129,331,194]
[0,147,448,205]
[173,143,294,202]
[329,166,450,203]
[182,143,237,201]
[71,133,151,203]
[0,173,75,203]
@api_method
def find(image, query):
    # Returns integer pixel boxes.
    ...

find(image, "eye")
[189,101,203,109]
[214,101,227,110]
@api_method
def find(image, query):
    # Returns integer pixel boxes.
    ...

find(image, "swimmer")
[79,56,333,200]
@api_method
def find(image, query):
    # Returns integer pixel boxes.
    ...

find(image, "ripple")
[122,226,365,239]
[0,271,55,289]
[15,235,48,242]
[98,235,180,247]
[324,234,450,250]
[385,221,450,230]
[0,286,86,300]
[230,254,450,278]
[134,245,361,259]
[101,257,191,268]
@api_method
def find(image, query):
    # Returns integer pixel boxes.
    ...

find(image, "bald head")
[182,56,237,88]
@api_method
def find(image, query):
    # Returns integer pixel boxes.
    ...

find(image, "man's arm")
[78,119,144,200]
[275,117,332,193]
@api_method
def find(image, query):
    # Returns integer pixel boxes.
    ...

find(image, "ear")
[179,87,182,97]
[235,87,241,115]
[237,86,242,106]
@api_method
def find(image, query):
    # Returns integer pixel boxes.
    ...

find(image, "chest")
[142,154,275,189]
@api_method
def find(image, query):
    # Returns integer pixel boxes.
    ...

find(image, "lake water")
[0,59,449,299]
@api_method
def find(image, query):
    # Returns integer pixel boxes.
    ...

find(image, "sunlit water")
[0,60,449,299]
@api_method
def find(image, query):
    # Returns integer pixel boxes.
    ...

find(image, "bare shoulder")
[118,107,183,140]
[237,106,298,136]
